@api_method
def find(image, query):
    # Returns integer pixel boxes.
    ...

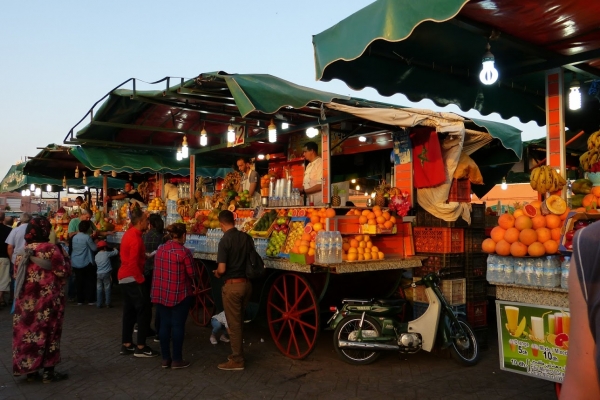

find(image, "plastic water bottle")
[486,254,498,282]
[542,256,557,288]
[523,258,535,286]
[533,257,544,286]
[315,231,324,263]
[327,232,335,263]
[514,258,525,285]
[561,256,570,290]
[333,231,343,263]
[503,256,515,284]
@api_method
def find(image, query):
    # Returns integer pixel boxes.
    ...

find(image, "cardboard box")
[290,253,315,265]
[559,211,600,254]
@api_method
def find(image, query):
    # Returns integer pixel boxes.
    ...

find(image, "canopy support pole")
[321,124,331,206]
[190,155,196,205]
[545,69,566,199]
[103,174,108,213]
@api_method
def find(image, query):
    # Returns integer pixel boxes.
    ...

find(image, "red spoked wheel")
[189,260,215,326]
[267,273,320,359]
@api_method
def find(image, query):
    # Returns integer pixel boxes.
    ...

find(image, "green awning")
[468,118,523,160]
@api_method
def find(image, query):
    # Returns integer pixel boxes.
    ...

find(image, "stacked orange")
[291,232,316,257]
[482,203,568,257]
[341,234,385,262]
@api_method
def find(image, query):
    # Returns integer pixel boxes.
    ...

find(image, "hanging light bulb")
[479,43,499,85]
[111,170,117,178]
[62,175,67,188]
[351,179,356,183]
[21,190,26,197]
[46,184,52,192]
[85,186,89,191]
[371,192,376,199]
[501,177,508,190]
[200,124,208,147]
[358,136,367,142]
[176,147,183,161]
[306,127,319,138]
[282,122,289,129]
[30,183,35,191]
[35,188,41,196]
[257,154,265,160]
[182,135,189,158]
[75,166,80,178]
[129,174,132,181]
[25,189,31,196]
[82,171,87,185]
[268,119,277,143]
[94,169,100,177]
[227,123,235,143]
[356,185,361,191]
[569,78,581,110]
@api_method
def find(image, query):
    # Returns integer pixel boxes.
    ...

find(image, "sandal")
[42,371,68,383]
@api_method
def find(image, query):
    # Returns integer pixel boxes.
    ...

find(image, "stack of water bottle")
[315,231,343,264]
[184,234,207,253]
[487,254,569,288]
[205,229,224,254]
[253,238,269,258]
[166,200,181,226]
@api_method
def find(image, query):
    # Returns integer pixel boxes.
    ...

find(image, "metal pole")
[103,174,108,213]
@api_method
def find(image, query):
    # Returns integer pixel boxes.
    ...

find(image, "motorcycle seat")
[375,298,406,306]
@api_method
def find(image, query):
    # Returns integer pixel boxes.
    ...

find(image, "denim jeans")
[96,273,112,307]
[157,296,192,362]
[211,318,223,335]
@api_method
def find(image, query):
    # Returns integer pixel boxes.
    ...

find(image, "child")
[210,311,230,344]
[94,240,118,308]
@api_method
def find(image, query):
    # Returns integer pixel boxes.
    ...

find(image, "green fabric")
[312,0,549,125]
[469,118,523,159]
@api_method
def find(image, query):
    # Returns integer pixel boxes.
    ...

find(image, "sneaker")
[153,337,160,343]
[120,343,136,355]
[218,359,244,371]
[88,303,95,306]
[134,346,159,358]
[210,334,218,345]
[220,335,230,343]
[171,360,191,369]
[42,371,68,384]
[161,359,172,369]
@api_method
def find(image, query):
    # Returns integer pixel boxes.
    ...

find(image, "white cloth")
[212,310,229,328]
[5,223,28,264]
[241,169,261,205]
[303,157,323,206]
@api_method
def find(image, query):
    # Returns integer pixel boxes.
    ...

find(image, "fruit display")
[482,201,569,257]
[236,209,255,218]
[290,232,316,257]
[282,220,309,254]
[266,218,289,257]
[147,197,166,212]
[344,205,397,232]
[331,185,341,207]
[341,234,385,261]
[529,165,567,194]
[249,209,278,237]
[561,215,600,251]
[94,211,115,232]
[579,129,600,171]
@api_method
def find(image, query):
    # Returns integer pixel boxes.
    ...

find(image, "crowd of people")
[3,202,257,384]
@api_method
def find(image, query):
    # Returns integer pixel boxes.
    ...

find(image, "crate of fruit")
[280,218,312,257]
[266,217,290,257]
[412,277,466,305]
[248,209,279,238]
[413,227,464,253]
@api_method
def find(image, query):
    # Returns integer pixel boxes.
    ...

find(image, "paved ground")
[0,293,557,400]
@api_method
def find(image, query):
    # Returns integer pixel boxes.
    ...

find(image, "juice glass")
[554,312,563,335]
[531,316,544,341]
[562,312,571,335]
[547,314,555,335]
[505,306,519,333]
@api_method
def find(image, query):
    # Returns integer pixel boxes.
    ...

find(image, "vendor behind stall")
[236,157,261,206]
[106,181,146,207]
[299,141,323,206]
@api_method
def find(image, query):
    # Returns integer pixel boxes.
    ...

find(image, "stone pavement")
[0,296,557,400]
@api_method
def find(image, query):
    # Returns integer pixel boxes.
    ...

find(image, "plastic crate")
[464,229,486,254]
[413,301,466,319]
[465,253,487,279]
[413,253,465,279]
[413,227,464,253]
[470,204,486,229]
[467,301,488,328]
[447,178,471,203]
[413,278,466,305]
[466,278,487,302]
[415,206,468,228]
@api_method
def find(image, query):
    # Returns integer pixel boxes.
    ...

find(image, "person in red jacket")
[118,209,158,358]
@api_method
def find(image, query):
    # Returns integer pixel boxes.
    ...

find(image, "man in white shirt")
[299,141,323,206]
[6,213,31,265]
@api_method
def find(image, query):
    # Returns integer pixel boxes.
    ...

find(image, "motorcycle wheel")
[448,318,480,366]
[333,315,382,365]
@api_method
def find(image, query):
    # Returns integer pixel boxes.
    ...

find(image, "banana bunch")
[587,130,600,151]
[580,149,600,171]
[530,165,567,194]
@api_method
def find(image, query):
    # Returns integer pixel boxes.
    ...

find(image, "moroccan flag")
[411,127,445,188]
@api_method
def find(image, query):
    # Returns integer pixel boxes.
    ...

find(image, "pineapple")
[331,185,341,207]
[374,180,389,207]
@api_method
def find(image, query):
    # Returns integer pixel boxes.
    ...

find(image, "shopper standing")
[118,209,158,358]
[213,210,253,371]
[151,223,195,369]
[70,220,97,305]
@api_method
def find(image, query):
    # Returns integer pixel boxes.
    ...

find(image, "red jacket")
[117,227,146,283]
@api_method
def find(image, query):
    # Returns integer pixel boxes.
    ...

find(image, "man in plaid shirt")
[151,223,195,369]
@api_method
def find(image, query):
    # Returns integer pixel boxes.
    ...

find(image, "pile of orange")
[345,206,397,230]
[341,234,385,261]
[482,203,568,257]
[291,232,316,256]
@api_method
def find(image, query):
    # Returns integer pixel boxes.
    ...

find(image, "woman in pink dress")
[12,217,72,383]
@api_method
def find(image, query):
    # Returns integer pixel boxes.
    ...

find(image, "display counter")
[493,282,568,308]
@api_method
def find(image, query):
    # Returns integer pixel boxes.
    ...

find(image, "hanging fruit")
[529,165,567,194]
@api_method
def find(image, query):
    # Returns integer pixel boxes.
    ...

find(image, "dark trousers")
[73,264,96,304]
[121,282,152,347]
[222,282,252,363]
[157,296,191,362]
[144,273,160,334]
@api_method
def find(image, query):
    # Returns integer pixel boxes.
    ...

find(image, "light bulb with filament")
[227,123,235,143]
[46,184,52,192]
[111,171,117,178]
[94,170,100,177]
[30,183,35,191]
[479,43,498,85]
[501,177,507,190]
[358,136,367,142]
[62,176,67,187]
[569,80,581,110]
[200,126,208,146]
[182,136,189,158]
[268,119,277,143]
[25,189,31,196]
[75,166,79,178]
[82,171,87,185]
[306,127,319,138]
[176,147,183,161]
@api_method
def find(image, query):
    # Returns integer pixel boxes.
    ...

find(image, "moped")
[329,272,480,366]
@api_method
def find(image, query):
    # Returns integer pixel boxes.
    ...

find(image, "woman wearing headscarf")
[12,217,72,383]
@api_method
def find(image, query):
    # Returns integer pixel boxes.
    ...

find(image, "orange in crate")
[413,227,464,253]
